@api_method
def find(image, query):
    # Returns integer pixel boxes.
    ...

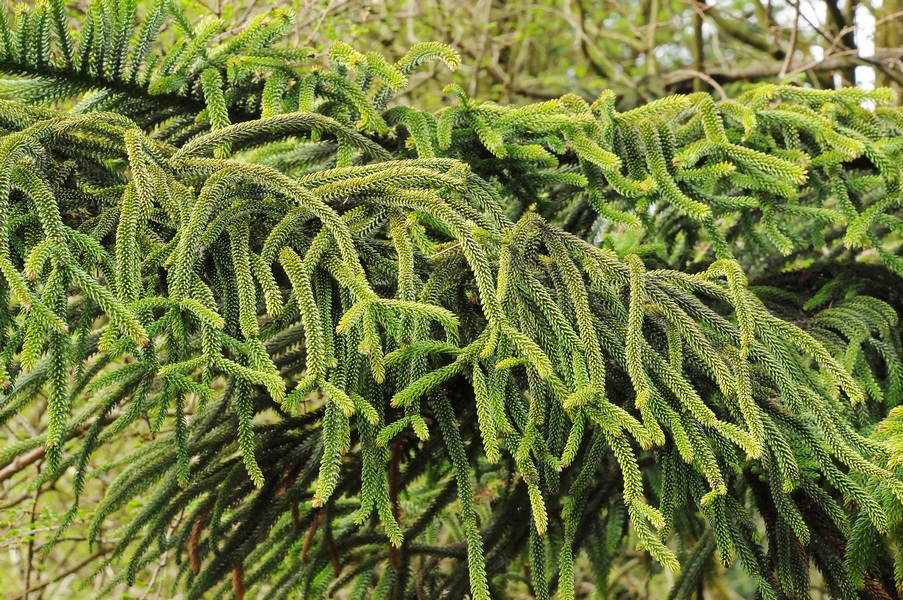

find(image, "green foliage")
[1,2,903,598]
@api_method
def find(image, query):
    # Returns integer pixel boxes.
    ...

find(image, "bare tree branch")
[12,548,109,600]
[655,48,903,87]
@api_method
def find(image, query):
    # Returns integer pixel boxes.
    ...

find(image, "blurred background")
[165,0,903,108]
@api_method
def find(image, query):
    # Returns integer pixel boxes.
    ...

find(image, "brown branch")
[575,0,608,78]
[291,500,300,530]
[417,555,441,599]
[783,0,837,47]
[12,548,108,600]
[703,2,783,59]
[0,446,46,486]
[779,0,802,79]
[327,527,340,577]
[646,0,662,76]
[655,48,903,87]
[22,467,41,600]
[188,510,210,575]
[692,2,705,91]
[232,563,245,600]
[670,70,726,98]
[0,411,124,487]
[301,511,323,564]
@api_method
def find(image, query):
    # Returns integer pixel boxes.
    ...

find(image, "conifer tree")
[2,2,903,598]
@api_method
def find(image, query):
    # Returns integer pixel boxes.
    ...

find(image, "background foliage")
[172,0,903,106]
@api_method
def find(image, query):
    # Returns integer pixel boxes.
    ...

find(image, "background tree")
[140,0,903,107]
[13,0,903,105]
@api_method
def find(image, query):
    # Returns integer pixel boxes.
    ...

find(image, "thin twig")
[429,242,462,260]
[668,70,727,99]
[0,446,47,486]
[13,548,108,600]
[779,0,801,79]
[0,411,124,486]
[22,460,43,600]
[653,48,903,85]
